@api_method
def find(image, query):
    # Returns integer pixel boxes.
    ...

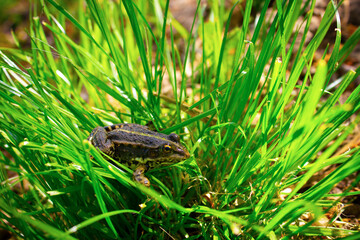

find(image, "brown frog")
[88,123,190,186]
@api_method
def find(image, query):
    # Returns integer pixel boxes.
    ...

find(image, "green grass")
[1,0,360,239]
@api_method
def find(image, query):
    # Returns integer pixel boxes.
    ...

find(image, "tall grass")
[1,0,359,239]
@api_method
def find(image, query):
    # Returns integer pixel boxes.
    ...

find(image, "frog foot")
[133,165,150,187]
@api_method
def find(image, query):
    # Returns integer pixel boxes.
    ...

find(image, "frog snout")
[181,148,190,159]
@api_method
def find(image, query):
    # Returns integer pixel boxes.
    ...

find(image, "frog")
[87,123,190,187]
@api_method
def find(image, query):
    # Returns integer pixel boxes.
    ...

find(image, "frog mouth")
[133,152,190,165]
[146,154,189,162]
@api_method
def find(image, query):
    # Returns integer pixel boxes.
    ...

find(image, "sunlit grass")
[1,0,360,239]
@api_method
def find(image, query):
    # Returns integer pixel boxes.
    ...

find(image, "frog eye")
[163,144,172,153]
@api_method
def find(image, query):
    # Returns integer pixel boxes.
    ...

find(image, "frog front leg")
[133,165,150,187]
[88,126,113,155]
